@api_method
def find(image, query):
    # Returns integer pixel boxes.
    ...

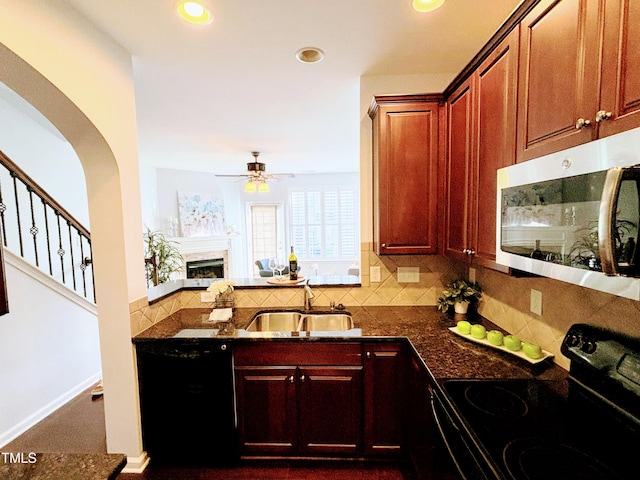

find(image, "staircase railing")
[0,150,95,303]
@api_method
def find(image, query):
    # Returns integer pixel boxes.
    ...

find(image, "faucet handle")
[330,301,336,311]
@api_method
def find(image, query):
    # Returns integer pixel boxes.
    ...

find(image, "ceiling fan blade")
[214,174,250,177]
[264,173,295,179]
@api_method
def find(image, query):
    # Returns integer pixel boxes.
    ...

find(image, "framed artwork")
[178,191,225,237]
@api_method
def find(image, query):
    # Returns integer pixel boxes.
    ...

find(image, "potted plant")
[143,228,183,286]
[437,279,482,314]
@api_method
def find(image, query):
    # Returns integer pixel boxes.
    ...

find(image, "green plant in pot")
[143,228,183,286]
[437,279,482,314]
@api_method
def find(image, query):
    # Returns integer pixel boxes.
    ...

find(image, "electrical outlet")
[530,289,543,315]
[397,267,420,283]
[370,266,381,283]
[200,291,216,303]
[469,267,476,283]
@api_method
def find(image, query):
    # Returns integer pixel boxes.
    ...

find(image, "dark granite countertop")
[133,306,568,383]
[0,453,126,480]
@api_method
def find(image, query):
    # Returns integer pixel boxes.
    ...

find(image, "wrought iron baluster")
[27,186,39,267]
[11,172,24,257]
[42,199,53,275]
[0,177,7,247]
[56,211,65,284]
[68,221,76,291]
[79,235,87,298]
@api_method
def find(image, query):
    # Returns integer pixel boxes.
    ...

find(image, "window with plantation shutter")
[289,187,358,260]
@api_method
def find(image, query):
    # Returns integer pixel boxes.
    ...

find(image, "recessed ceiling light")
[412,0,446,13]
[296,47,325,64]
[176,1,213,25]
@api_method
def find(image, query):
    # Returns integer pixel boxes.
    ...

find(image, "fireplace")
[186,258,224,279]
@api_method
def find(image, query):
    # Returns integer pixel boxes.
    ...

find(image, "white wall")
[0,85,89,228]
[0,251,100,447]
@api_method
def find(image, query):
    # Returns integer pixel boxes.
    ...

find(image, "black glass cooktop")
[442,379,637,480]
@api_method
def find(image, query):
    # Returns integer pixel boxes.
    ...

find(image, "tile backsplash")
[130,243,640,371]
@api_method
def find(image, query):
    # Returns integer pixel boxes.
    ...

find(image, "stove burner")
[464,384,529,418]
[504,438,624,480]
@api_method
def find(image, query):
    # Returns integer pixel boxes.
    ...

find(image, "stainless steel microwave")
[496,128,640,300]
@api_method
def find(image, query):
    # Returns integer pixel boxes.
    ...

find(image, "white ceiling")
[53,0,522,176]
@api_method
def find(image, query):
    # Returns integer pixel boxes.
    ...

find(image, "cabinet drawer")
[234,342,362,366]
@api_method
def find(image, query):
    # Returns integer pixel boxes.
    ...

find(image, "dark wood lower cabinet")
[234,366,298,456]
[233,340,446,478]
[298,366,363,457]
[234,342,364,458]
[363,342,406,457]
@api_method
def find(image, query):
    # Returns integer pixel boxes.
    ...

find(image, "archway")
[0,3,148,469]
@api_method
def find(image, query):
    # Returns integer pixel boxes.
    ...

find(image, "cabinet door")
[363,343,406,457]
[372,97,440,255]
[234,366,298,456]
[598,0,640,137]
[444,81,474,261]
[298,366,363,457]
[472,28,519,269]
[517,0,602,162]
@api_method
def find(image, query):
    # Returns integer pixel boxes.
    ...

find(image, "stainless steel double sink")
[245,310,354,332]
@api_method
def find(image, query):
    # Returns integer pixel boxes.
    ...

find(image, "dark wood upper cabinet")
[517,0,640,162]
[473,29,519,267]
[369,95,442,255]
[444,81,474,261]
[445,29,519,270]
[598,0,640,138]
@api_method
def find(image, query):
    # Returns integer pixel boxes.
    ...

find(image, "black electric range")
[432,324,640,480]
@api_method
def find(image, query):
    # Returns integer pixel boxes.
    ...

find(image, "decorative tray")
[267,276,305,285]
[448,327,554,365]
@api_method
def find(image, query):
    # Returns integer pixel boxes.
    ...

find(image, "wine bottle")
[288,246,298,280]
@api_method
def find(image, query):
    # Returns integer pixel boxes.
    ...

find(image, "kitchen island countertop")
[133,305,567,382]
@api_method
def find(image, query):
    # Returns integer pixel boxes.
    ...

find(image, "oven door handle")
[430,393,473,480]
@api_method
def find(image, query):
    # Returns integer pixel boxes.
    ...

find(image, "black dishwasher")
[135,340,238,465]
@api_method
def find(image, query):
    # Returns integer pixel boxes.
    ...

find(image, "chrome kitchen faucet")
[304,279,314,311]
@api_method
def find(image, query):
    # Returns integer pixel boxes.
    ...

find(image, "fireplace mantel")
[172,235,230,254]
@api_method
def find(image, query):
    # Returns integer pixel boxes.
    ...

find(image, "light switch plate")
[200,291,216,303]
[397,266,420,283]
[370,266,381,283]
[530,289,543,315]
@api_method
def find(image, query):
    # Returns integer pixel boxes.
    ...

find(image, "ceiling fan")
[215,152,295,192]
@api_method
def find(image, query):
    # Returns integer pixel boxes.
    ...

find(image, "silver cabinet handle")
[300,375,306,382]
[220,344,227,351]
[575,118,592,129]
[366,351,371,359]
[596,110,612,122]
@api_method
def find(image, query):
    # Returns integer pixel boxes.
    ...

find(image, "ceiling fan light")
[412,0,446,13]
[258,180,270,193]
[244,179,257,193]
[176,1,213,25]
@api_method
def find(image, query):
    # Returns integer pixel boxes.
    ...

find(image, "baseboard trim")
[0,372,102,448]
[122,452,150,473]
